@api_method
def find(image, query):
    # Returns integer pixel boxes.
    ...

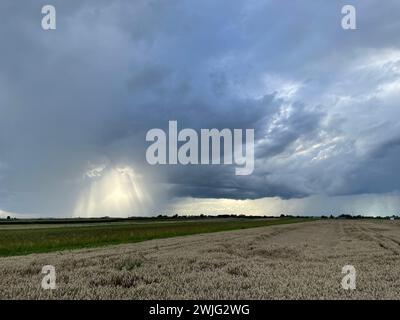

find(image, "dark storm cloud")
[0,0,400,216]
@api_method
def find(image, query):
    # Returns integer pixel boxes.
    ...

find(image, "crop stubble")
[1,220,400,299]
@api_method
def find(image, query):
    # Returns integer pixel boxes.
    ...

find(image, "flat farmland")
[1,219,400,299]
[0,217,306,257]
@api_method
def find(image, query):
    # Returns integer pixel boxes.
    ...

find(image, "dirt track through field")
[1,220,400,299]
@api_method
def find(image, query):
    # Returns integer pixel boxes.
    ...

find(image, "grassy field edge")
[0,218,315,257]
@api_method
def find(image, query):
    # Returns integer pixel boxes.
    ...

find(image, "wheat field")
[1,219,400,299]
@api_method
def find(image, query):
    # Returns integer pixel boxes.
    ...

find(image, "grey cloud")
[0,0,400,216]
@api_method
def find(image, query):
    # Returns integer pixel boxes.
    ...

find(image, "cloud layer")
[0,0,400,216]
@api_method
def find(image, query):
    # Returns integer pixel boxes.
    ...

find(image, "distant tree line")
[1,213,398,224]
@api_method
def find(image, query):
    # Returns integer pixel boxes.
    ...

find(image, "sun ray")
[73,165,151,218]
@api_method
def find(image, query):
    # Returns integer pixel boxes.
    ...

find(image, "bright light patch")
[73,165,152,218]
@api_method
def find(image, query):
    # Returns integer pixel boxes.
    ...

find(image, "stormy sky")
[1,0,400,218]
